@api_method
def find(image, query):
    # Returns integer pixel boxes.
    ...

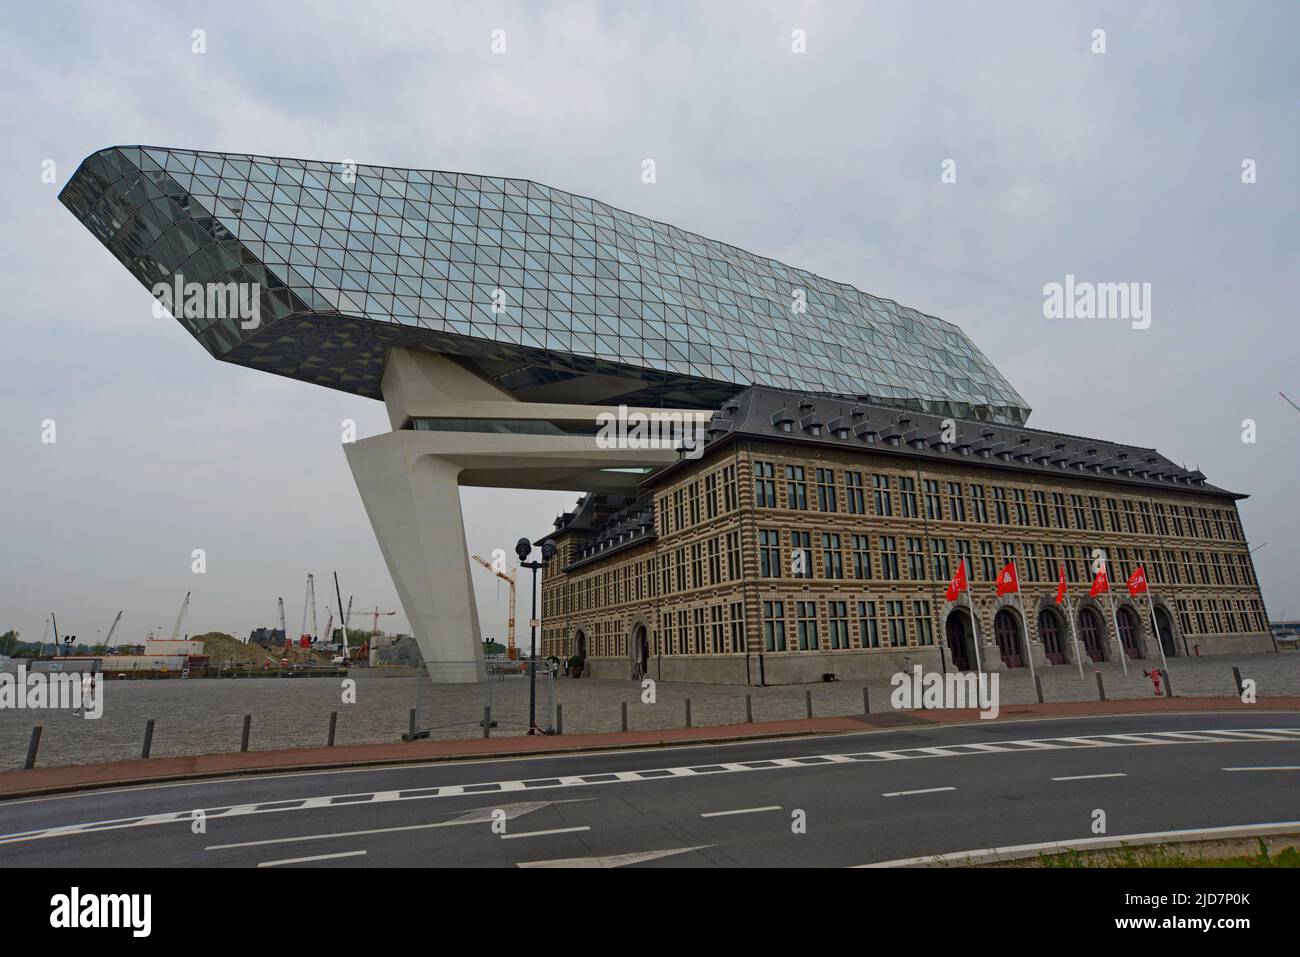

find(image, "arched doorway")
[1154,606,1178,657]
[574,630,587,660]
[1078,608,1105,661]
[994,609,1024,668]
[945,610,975,671]
[1116,606,1142,659]
[632,623,648,677]
[1038,608,1067,665]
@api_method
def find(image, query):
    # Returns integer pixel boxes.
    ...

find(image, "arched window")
[1117,606,1142,659]
[1078,608,1105,661]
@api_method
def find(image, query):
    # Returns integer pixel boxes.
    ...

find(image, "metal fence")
[411,659,557,738]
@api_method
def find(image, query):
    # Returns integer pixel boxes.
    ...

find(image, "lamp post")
[516,537,557,735]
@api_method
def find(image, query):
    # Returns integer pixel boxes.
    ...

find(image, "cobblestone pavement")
[1,652,1295,771]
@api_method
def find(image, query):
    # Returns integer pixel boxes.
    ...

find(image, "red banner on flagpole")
[1089,568,1110,597]
[1054,564,1067,605]
[996,562,1019,596]
[1127,566,1148,596]
[945,561,968,602]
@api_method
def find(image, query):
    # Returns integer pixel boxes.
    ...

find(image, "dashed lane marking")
[258,850,366,868]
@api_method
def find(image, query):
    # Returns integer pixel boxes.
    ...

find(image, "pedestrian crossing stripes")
[2,727,1298,846]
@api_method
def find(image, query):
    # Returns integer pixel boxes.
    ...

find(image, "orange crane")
[471,554,517,659]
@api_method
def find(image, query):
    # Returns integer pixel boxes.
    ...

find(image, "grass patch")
[1030,837,1299,868]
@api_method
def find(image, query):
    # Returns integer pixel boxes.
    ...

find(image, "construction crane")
[471,554,517,659]
[366,606,396,635]
[277,597,288,646]
[103,611,123,650]
[169,591,191,641]
[301,573,318,643]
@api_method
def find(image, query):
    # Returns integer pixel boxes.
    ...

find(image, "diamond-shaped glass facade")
[60,146,1030,423]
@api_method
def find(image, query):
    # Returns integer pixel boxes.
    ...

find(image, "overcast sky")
[1,0,1296,649]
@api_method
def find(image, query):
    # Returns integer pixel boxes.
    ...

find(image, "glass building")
[60,146,1029,423]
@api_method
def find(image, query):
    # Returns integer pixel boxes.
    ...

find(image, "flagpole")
[1106,587,1129,676]
[1013,560,1037,687]
[1066,592,1084,679]
[965,561,983,675]
[1147,588,1169,674]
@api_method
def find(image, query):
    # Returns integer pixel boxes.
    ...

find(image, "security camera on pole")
[516,536,557,735]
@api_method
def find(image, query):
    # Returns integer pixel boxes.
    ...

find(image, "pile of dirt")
[197,632,336,667]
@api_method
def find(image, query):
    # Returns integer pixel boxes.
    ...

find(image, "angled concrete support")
[345,348,689,683]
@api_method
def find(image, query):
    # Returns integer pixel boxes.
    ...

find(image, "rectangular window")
[899,477,918,518]
[759,529,780,578]
[907,537,926,580]
[726,531,741,580]
[912,601,934,646]
[924,479,943,521]
[873,474,893,516]
[851,534,872,579]
[930,538,950,581]
[828,601,849,649]
[947,482,966,522]
[796,601,819,651]
[753,462,775,508]
[792,530,812,578]
[886,600,907,647]
[822,533,844,579]
[816,468,837,512]
[785,465,808,510]
[763,600,786,651]
[1033,490,1049,527]
[880,536,900,580]
[971,485,988,523]
[845,471,866,514]
[857,601,880,648]
[980,541,996,581]
[1014,488,1030,525]
[993,487,1010,525]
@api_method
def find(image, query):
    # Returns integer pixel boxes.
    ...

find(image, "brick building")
[541,386,1271,684]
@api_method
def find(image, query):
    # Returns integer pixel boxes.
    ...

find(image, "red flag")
[995,562,1019,596]
[945,561,968,602]
[1127,566,1148,596]
[1054,564,1067,605]
[1089,568,1110,597]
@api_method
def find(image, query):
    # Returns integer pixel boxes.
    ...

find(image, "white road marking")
[6,727,1298,847]
[1222,766,1300,772]
[258,849,366,867]
[700,805,782,818]
[500,826,591,840]
[518,845,712,868]
[856,821,1300,867]
[882,786,956,798]
[1051,773,1128,782]
[206,800,563,851]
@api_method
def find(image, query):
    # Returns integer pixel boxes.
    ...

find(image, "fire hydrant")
[1144,668,1163,696]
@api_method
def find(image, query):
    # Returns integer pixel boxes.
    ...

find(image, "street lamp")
[516,536,557,734]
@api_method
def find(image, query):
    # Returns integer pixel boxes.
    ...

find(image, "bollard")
[240,714,251,753]
[1232,666,1244,697]
[1161,668,1174,698]
[328,711,337,747]
[745,694,753,723]
[408,708,416,739]
[24,726,42,770]
[483,706,491,739]
[621,701,628,732]
[1095,671,1106,702]
[1034,675,1044,704]
[863,687,870,714]
[556,703,563,736]
[685,698,692,728]
[805,689,813,719]
[142,718,156,759]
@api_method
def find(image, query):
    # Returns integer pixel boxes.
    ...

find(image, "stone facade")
[541,437,1272,685]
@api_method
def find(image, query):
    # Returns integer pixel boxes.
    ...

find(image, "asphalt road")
[2,712,1298,867]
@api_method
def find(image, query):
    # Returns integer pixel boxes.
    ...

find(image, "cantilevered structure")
[61,146,1265,683]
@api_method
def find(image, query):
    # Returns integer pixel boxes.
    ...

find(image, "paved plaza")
[1,652,1296,771]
